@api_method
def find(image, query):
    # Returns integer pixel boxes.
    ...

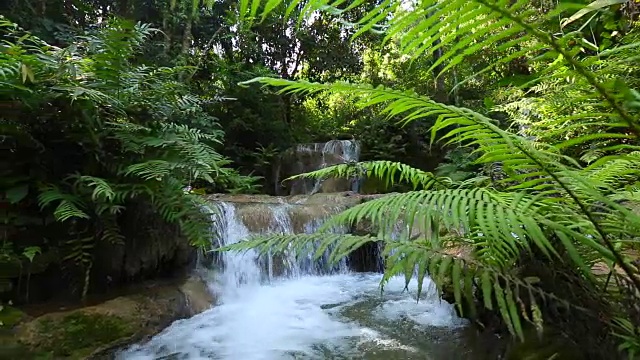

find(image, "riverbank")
[0,274,213,359]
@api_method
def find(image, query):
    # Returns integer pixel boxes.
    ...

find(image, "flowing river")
[117,198,494,360]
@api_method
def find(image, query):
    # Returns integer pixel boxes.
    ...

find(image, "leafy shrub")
[1,17,250,301]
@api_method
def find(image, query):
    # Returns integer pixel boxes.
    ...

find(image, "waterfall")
[275,139,362,195]
[209,200,349,287]
[119,195,469,360]
[209,202,262,289]
[114,134,478,359]
[309,139,361,195]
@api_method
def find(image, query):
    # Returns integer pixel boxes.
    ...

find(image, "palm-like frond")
[584,153,640,192]
[222,73,640,343]
[286,160,452,190]
[237,0,637,130]
[37,185,91,222]
[221,2,640,346]
[112,121,226,183]
[249,79,640,244]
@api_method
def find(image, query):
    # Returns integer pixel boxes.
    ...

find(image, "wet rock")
[204,191,384,208]
[205,192,396,274]
[235,203,279,233]
[93,200,197,289]
[205,193,374,235]
[1,275,214,359]
[273,140,360,196]
[2,200,198,305]
[179,276,215,316]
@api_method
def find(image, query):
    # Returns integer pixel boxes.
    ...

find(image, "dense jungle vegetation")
[2,0,640,358]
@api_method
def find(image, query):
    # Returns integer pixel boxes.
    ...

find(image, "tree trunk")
[162,15,172,57]
[182,18,193,54]
[432,39,448,103]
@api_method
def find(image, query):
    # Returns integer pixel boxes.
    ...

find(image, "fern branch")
[246,77,640,288]
[285,160,454,190]
[474,0,640,136]
[218,231,594,340]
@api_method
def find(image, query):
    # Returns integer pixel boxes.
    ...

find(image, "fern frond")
[223,1,640,352]
[286,160,453,190]
[325,189,572,267]
[239,0,542,76]
[99,215,125,245]
[244,78,576,194]
[73,175,117,202]
[584,153,640,191]
[123,160,175,181]
[220,231,586,341]
[217,233,378,264]
[37,186,90,222]
[61,236,95,264]
[377,240,536,338]
[149,179,212,246]
[239,0,639,135]
[112,122,225,183]
[243,78,640,283]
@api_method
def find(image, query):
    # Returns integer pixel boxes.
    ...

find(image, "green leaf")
[560,0,626,28]
[20,63,34,83]
[5,184,28,204]
[23,246,41,262]
[481,270,494,310]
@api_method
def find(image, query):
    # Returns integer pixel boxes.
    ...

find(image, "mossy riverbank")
[0,275,214,359]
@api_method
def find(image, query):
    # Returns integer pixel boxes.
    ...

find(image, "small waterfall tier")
[274,139,361,195]
[205,194,351,285]
[118,193,479,360]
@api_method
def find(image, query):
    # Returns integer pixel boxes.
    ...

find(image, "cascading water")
[307,140,362,195]
[275,139,363,195]
[117,196,483,360]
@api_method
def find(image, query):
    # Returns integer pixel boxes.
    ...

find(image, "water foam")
[118,201,466,360]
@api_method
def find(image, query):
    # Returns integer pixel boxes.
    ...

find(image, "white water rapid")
[118,200,472,360]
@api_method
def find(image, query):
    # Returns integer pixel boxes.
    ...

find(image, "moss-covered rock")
[4,275,214,359]
[30,312,133,358]
[0,305,25,328]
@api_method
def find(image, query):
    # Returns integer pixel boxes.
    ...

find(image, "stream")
[116,199,497,360]
[120,274,480,360]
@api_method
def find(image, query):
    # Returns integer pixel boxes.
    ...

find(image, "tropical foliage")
[0,0,390,305]
[3,0,640,358]
[220,0,640,357]
[1,0,389,306]
[0,16,253,300]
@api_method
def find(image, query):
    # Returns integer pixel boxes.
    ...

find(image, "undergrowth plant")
[219,0,640,357]
[1,17,253,301]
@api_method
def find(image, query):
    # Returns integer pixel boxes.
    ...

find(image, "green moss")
[0,341,55,360]
[360,177,389,194]
[0,305,25,328]
[36,312,134,357]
